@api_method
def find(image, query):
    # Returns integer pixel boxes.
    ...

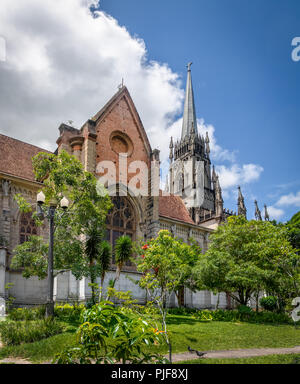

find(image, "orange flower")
[142,244,149,250]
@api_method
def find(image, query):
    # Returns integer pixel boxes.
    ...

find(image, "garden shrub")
[0,318,64,346]
[54,301,167,364]
[259,296,278,312]
[167,307,294,324]
[54,303,85,321]
[194,309,213,322]
[167,307,198,316]
[8,306,45,321]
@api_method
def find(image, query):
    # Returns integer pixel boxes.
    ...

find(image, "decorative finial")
[187,62,193,71]
[118,78,124,90]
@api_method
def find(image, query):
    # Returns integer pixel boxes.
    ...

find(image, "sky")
[0,0,299,222]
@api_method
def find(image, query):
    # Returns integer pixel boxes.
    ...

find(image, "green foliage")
[0,318,63,346]
[198,216,300,306]
[8,306,45,321]
[135,230,201,304]
[290,211,300,226]
[0,234,8,247]
[54,301,166,364]
[260,296,278,312]
[115,235,133,265]
[99,241,112,283]
[85,226,111,304]
[169,308,293,324]
[286,211,300,250]
[134,230,202,362]
[113,235,133,283]
[193,309,213,322]
[11,236,48,279]
[167,307,199,316]
[11,150,112,285]
[237,305,253,315]
[54,303,85,321]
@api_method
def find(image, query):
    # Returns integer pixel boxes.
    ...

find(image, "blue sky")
[0,0,299,222]
[98,0,300,221]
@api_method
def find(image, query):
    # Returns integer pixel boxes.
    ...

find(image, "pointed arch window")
[19,212,38,244]
[105,196,136,266]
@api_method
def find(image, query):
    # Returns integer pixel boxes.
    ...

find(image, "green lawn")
[0,315,299,363]
[177,354,300,364]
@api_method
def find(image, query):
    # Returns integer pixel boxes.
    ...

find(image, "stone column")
[0,247,7,315]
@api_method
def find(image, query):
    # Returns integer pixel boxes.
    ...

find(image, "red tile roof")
[0,134,51,182]
[159,191,195,225]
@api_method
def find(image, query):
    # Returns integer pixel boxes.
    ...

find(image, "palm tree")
[98,241,111,301]
[114,235,133,285]
[85,225,102,305]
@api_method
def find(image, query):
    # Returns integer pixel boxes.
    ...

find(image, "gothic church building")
[0,67,234,310]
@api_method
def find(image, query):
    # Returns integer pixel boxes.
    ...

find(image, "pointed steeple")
[264,204,270,221]
[237,186,247,218]
[254,200,262,221]
[205,131,210,156]
[169,136,174,162]
[181,62,198,139]
[215,175,224,217]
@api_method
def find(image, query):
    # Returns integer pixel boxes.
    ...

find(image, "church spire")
[181,62,198,139]
[237,186,247,218]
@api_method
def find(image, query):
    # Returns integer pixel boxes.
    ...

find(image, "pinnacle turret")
[237,186,247,218]
[254,200,262,221]
[264,204,270,221]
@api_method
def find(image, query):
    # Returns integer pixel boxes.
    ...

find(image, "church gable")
[93,87,152,186]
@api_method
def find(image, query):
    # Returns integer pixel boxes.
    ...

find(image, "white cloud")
[216,164,264,191]
[276,191,300,207]
[0,0,183,156]
[267,206,285,220]
[197,118,237,163]
[0,0,264,201]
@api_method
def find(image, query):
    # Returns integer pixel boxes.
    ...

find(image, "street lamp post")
[36,191,69,318]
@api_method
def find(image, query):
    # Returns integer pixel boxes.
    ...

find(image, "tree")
[134,230,202,363]
[197,216,300,308]
[85,224,112,305]
[114,235,133,283]
[11,150,112,313]
[99,241,112,302]
[286,211,300,251]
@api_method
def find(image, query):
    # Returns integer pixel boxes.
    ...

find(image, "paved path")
[0,339,300,364]
[170,346,300,362]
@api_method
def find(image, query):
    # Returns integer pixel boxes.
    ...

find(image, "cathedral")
[0,65,266,311]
